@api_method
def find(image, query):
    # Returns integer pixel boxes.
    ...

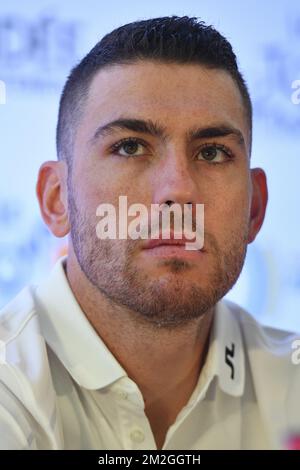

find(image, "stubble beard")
[68,188,249,330]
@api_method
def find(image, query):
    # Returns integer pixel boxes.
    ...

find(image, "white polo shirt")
[0,256,299,450]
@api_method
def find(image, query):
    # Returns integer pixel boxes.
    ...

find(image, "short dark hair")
[56,15,252,165]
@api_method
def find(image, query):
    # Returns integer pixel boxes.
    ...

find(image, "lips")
[143,230,197,249]
[144,238,190,250]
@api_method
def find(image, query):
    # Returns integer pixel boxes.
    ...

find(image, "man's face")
[67,61,254,328]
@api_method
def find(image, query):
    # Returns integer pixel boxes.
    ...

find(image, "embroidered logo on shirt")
[225,343,235,380]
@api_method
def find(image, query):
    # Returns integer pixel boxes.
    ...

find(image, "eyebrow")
[90,117,246,150]
[91,118,167,142]
[187,125,245,149]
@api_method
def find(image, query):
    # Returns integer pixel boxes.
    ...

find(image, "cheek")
[73,170,145,224]
[204,178,251,240]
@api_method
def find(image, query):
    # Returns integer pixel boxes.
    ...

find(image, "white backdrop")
[0,0,299,331]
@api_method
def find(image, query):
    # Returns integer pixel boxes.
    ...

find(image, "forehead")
[77,61,250,148]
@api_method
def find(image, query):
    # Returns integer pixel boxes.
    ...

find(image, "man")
[0,15,299,450]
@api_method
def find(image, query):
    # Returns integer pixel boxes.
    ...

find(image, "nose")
[152,150,199,209]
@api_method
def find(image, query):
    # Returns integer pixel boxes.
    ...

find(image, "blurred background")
[0,0,299,331]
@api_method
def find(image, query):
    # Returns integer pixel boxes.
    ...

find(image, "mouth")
[142,232,204,260]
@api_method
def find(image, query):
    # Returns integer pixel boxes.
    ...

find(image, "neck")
[65,253,214,448]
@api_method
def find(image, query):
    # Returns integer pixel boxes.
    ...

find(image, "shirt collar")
[180,300,245,413]
[34,256,127,390]
[207,299,245,397]
[34,256,245,396]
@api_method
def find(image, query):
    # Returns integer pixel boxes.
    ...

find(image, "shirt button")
[115,389,128,400]
[130,429,145,443]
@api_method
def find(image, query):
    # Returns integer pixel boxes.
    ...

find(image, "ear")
[248,168,268,243]
[36,160,70,238]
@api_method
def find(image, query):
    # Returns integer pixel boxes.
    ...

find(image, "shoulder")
[0,285,40,370]
[223,299,299,355]
[221,300,300,445]
[0,285,43,372]
[0,286,61,449]
[222,299,300,408]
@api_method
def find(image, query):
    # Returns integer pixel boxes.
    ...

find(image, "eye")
[110,138,147,157]
[196,143,233,163]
